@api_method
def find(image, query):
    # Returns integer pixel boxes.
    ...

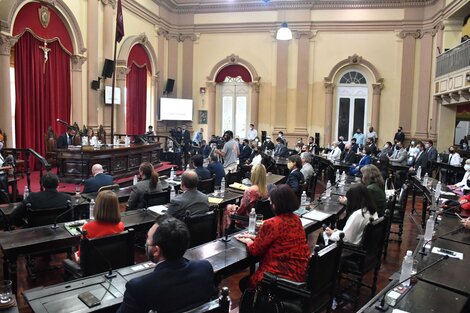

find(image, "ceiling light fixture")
[276,22,292,40]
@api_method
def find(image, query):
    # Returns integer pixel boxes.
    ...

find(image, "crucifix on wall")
[39,40,50,73]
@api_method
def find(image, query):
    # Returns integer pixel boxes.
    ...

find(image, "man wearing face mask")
[377,142,393,158]
[389,142,407,166]
[215,130,239,174]
[365,138,377,155]
[274,137,289,158]
[117,215,215,313]
[350,138,359,153]
[450,159,470,194]
[246,124,258,141]
[353,128,365,148]
[337,136,345,151]
[340,143,356,164]
[261,136,275,152]
[394,126,405,144]
[425,140,437,162]
[410,142,428,177]
[328,142,342,162]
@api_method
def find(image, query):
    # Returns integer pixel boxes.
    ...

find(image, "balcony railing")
[436,39,470,78]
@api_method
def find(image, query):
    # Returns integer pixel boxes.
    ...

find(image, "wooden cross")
[39,40,51,73]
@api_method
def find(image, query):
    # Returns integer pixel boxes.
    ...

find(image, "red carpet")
[15,162,175,195]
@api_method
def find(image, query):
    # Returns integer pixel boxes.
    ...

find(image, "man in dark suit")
[425,139,438,162]
[207,155,225,187]
[340,143,356,164]
[82,164,114,193]
[261,136,275,152]
[57,126,77,149]
[394,126,405,144]
[274,137,289,158]
[117,215,215,313]
[337,136,345,151]
[10,172,71,225]
[191,154,211,180]
[167,170,210,220]
[410,142,428,177]
[239,139,252,164]
[181,124,191,165]
[350,138,359,153]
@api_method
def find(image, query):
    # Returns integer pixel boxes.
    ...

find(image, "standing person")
[215,130,239,174]
[57,126,77,149]
[394,126,405,144]
[146,126,156,143]
[235,185,310,289]
[353,128,365,148]
[82,164,114,193]
[192,127,204,146]
[117,216,215,313]
[246,124,258,141]
[127,162,163,210]
[425,140,438,162]
[181,125,191,165]
[367,126,378,143]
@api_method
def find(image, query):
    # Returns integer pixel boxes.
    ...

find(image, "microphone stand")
[419,225,464,256]
[375,254,449,311]
[51,200,73,229]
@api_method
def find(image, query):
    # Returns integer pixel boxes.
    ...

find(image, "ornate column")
[250,80,260,127]
[87,0,99,126]
[324,82,335,146]
[151,75,159,127]
[0,34,17,144]
[181,34,199,100]
[397,30,420,137]
[167,35,178,96]
[415,29,437,138]
[102,0,116,127]
[115,62,130,134]
[371,81,384,131]
[71,55,87,126]
[274,40,289,134]
[430,23,445,141]
[206,82,216,136]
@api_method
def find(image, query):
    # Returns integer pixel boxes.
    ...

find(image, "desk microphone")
[51,200,73,229]
[56,118,69,126]
[419,225,464,256]
[317,183,336,203]
[375,254,449,311]
[75,227,117,279]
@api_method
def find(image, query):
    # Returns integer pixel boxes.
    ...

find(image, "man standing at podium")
[57,126,77,149]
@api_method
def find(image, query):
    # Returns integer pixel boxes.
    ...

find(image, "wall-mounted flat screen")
[105,86,121,105]
[160,98,193,121]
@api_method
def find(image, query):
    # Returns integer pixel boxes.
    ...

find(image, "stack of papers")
[303,210,332,221]
[229,183,249,191]
[148,205,168,215]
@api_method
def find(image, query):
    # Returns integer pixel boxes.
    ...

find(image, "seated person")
[127,162,163,210]
[340,143,356,164]
[377,141,393,158]
[10,172,71,226]
[200,140,212,159]
[235,185,310,289]
[300,152,314,181]
[117,215,215,313]
[247,142,260,164]
[349,146,372,176]
[450,159,470,193]
[325,184,378,244]
[327,142,341,162]
[285,155,305,196]
[191,154,211,180]
[239,139,252,164]
[167,170,210,220]
[261,136,275,152]
[389,142,407,166]
[82,164,114,193]
[227,164,269,218]
[74,190,124,261]
[274,137,289,158]
[57,126,77,149]
[365,137,377,156]
[360,165,386,217]
[207,155,225,188]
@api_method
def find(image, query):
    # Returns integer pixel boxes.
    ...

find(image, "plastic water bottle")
[89,199,95,220]
[170,167,175,180]
[423,173,429,186]
[271,149,275,157]
[416,166,422,179]
[335,169,340,184]
[424,213,435,242]
[435,181,442,199]
[341,171,346,183]
[133,175,138,185]
[301,191,307,206]
[248,208,256,234]
[186,164,190,170]
[220,178,226,194]
[170,186,176,200]
[399,250,414,287]
[325,180,332,198]
[23,186,29,199]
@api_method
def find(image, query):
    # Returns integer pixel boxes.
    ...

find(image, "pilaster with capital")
[250,79,261,127]
[415,31,434,138]
[87,0,99,126]
[102,0,115,126]
[206,82,216,136]
[0,34,16,139]
[323,81,335,145]
[71,55,87,125]
[115,65,130,133]
[372,82,384,130]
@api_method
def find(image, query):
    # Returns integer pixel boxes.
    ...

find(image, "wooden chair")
[44,126,58,166]
[198,177,215,194]
[144,189,170,208]
[225,170,242,186]
[182,287,230,313]
[184,209,218,248]
[255,198,274,219]
[63,229,135,279]
[97,125,107,144]
[338,213,389,309]
[25,202,73,227]
[98,184,120,193]
[390,183,410,244]
[248,236,344,313]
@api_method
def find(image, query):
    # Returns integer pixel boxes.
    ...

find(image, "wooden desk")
[56,143,162,183]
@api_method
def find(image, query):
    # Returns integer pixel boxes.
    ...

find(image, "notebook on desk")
[229,183,248,191]
[302,210,332,221]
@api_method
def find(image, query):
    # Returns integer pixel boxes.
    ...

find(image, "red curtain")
[126,63,147,135]
[15,31,71,167]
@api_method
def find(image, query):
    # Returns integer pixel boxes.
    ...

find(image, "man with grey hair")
[83,164,114,193]
[300,152,314,181]
[328,142,341,162]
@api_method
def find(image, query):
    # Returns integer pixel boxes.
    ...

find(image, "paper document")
[229,183,248,191]
[148,205,168,215]
[431,246,463,260]
[302,210,332,221]
[208,197,223,204]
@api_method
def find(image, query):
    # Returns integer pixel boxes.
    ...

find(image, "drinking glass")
[0,280,12,304]
[214,186,221,197]
[255,214,264,231]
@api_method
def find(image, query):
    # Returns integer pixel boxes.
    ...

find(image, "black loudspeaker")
[164,79,175,94]
[261,131,267,143]
[91,80,100,90]
[102,59,114,78]
[315,132,320,145]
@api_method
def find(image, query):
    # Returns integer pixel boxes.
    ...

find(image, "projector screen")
[160,98,193,121]
[104,86,121,105]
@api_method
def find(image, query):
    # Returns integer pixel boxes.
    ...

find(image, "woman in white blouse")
[451,159,470,192]
[325,184,378,244]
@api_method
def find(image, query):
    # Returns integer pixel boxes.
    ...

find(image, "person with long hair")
[325,184,378,244]
[127,162,163,210]
[360,164,386,217]
[235,184,310,289]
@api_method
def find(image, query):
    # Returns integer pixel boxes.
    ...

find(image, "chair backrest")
[181,287,230,313]
[197,178,215,194]
[396,183,409,210]
[98,184,120,193]
[184,209,218,248]
[360,215,388,273]
[26,203,73,227]
[255,198,274,219]
[0,189,9,204]
[144,189,170,208]
[80,229,135,277]
[307,170,319,198]
[225,171,241,186]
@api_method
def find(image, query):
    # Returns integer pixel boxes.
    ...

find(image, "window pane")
[338,98,350,141]
[353,98,365,133]
[222,96,233,132]
[235,96,247,138]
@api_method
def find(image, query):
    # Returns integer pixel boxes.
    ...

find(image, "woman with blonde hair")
[227,164,268,217]
[127,162,163,210]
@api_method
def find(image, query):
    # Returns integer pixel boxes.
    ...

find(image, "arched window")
[336,70,368,142]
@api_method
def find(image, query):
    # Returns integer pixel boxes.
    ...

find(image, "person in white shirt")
[300,152,314,181]
[246,124,258,141]
[451,159,470,192]
[447,146,461,166]
[366,126,377,143]
[327,142,341,162]
[325,184,378,244]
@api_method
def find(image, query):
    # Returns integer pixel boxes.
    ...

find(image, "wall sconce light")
[200,87,206,106]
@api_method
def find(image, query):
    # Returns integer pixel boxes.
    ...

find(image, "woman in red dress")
[236,184,310,289]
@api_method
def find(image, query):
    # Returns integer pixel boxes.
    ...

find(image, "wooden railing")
[436,39,470,77]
